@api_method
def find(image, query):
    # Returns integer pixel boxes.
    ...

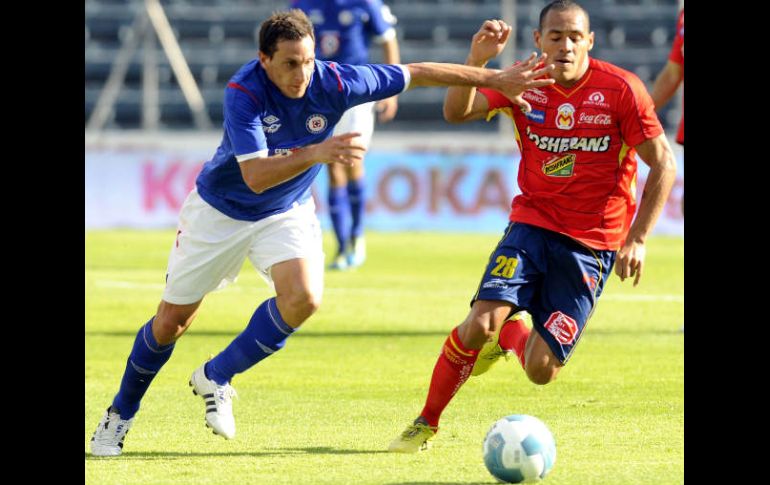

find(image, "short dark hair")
[538,1,590,32]
[258,9,315,58]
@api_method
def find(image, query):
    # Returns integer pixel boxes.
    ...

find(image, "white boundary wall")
[85,131,684,235]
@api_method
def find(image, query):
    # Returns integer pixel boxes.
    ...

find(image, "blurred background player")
[292,0,401,270]
[89,8,558,457]
[650,3,683,212]
[388,0,677,453]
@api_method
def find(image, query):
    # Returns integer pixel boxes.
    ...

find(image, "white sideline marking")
[92,279,683,302]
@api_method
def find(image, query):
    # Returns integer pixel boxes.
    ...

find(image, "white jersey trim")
[236,149,269,163]
[397,64,411,92]
[372,28,397,44]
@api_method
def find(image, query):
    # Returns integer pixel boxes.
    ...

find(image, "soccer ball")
[482,414,556,483]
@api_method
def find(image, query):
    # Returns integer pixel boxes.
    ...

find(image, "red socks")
[419,327,479,428]
[498,317,530,368]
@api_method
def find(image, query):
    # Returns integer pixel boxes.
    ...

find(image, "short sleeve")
[617,73,664,148]
[668,10,684,66]
[363,0,397,43]
[334,62,409,109]
[223,84,269,162]
[478,88,514,112]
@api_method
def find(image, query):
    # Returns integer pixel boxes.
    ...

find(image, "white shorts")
[162,189,325,305]
[333,101,376,148]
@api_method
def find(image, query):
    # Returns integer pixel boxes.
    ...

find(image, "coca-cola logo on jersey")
[578,112,612,125]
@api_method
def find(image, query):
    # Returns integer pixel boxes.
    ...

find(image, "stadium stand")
[85,0,681,132]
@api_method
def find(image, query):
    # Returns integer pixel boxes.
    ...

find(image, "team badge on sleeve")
[306,114,328,133]
[544,311,578,344]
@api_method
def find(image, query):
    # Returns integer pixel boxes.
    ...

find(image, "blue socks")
[347,179,366,240]
[328,186,350,254]
[112,319,175,420]
[205,298,296,385]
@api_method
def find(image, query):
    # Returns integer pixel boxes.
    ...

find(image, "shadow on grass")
[85,330,450,338]
[86,328,684,338]
[86,446,388,460]
[387,482,494,485]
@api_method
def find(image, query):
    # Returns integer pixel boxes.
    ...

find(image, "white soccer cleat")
[189,363,237,439]
[90,406,134,456]
[347,236,366,268]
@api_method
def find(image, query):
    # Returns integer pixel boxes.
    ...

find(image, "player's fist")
[468,19,512,66]
[313,132,367,166]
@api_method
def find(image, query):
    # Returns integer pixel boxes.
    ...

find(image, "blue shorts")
[473,223,616,364]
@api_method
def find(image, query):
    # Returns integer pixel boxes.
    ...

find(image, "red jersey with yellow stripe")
[669,9,684,144]
[478,57,663,251]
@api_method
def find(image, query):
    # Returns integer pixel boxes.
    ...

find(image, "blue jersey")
[292,0,396,64]
[195,59,409,221]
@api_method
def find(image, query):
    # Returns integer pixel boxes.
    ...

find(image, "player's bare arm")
[406,55,554,107]
[650,60,683,111]
[238,132,366,194]
[444,20,543,123]
[376,36,401,123]
[615,134,677,286]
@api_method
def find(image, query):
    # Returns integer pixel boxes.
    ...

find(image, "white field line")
[92,279,683,302]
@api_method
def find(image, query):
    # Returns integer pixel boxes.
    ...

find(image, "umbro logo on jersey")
[556,103,575,130]
[306,114,328,133]
[262,115,281,133]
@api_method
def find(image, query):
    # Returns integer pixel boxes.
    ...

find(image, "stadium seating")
[85,0,681,133]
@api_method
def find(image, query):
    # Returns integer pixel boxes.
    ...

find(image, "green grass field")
[86,230,683,485]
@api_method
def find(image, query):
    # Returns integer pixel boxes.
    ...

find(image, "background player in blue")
[292,0,401,270]
[90,9,557,456]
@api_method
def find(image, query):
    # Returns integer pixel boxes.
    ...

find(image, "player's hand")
[468,19,512,66]
[493,53,555,112]
[313,132,367,166]
[376,96,398,123]
[615,239,646,287]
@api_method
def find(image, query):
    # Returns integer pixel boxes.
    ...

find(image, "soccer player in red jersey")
[389,0,677,453]
[651,7,684,146]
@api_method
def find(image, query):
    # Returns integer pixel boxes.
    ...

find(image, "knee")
[153,307,196,344]
[278,287,322,324]
[524,364,559,386]
[460,318,497,349]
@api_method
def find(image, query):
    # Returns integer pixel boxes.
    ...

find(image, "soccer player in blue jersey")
[292,0,401,270]
[90,9,556,456]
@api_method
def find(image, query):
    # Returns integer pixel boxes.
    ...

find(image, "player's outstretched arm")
[406,54,554,107]
[444,19,539,123]
[238,132,366,194]
[615,134,677,286]
[444,19,510,123]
